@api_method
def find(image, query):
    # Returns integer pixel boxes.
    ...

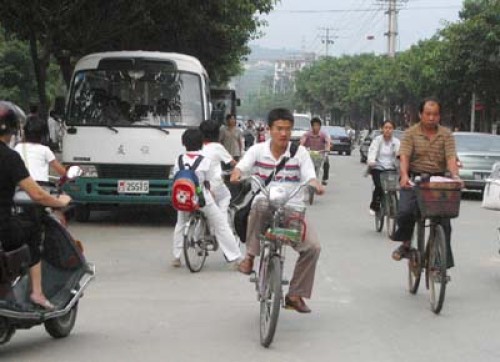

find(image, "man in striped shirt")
[231,108,324,313]
[392,97,461,267]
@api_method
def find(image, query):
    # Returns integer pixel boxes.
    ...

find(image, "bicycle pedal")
[281,279,289,286]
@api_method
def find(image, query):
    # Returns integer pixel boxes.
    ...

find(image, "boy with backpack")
[171,129,241,267]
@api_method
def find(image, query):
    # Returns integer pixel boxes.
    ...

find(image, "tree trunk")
[28,29,49,121]
[56,55,73,88]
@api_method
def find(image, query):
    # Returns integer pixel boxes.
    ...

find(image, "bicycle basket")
[380,170,399,192]
[261,202,307,246]
[415,182,462,219]
[254,198,273,219]
[281,203,307,244]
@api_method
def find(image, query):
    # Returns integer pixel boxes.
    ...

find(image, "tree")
[0,0,277,119]
[0,29,64,110]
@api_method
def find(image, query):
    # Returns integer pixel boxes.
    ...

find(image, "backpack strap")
[264,142,299,186]
[178,155,185,171]
[190,155,204,171]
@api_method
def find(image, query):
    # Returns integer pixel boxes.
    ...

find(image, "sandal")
[392,244,411,261]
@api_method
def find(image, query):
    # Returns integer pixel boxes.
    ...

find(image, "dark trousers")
[322,157,330,181]
[0,213,42,267]
[394,188,454,268]
[370,169,383,211]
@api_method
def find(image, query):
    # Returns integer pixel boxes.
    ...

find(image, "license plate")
[117,180,149,194]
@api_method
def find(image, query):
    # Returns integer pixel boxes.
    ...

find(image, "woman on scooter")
[0,102,70,310]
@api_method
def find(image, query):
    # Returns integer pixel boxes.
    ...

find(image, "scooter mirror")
[66,166,83,180]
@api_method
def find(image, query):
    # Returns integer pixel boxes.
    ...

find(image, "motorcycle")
[0,166,95,345]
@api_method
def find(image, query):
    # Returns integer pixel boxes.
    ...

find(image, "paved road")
[2,150,500,362]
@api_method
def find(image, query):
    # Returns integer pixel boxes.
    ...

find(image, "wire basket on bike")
[380,170,399,192]
[309,151,324,167]
[415,181,462,219]
[256,198,307,245]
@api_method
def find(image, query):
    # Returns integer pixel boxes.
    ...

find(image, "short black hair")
[419,97,441,114]
[381,119,396,129]
[310,117,322,126]
[199,120,220,142]
[267,108,294,127]
[24,115,46,143]
[225,114,235,121]
[182,128,203,151]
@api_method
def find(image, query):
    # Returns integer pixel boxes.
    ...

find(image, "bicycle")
[307,150,328,205]
[375,169,399,239]
[182,210,219,273]
[406,177,462,314]
[246,176,309,347]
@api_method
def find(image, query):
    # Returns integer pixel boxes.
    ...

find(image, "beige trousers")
[245,205,321,299]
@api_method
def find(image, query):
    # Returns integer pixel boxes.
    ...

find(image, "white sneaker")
[369,209,376,216]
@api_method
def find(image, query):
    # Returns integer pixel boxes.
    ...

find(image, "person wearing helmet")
[0,102,71,310]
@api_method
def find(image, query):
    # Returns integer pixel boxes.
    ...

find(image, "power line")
[276,6,460,13]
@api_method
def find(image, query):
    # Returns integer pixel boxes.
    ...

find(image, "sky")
[250,0,464,55]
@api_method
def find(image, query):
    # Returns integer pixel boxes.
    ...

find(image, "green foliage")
[0,0,276,116]
[0,32,63,110]
[295,0,499,130]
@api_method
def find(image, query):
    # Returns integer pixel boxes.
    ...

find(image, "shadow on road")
[69,206,177,227]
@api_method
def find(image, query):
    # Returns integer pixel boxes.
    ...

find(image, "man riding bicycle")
[300,117,330,186]
[231,108,324,313]
[392,97,462,268]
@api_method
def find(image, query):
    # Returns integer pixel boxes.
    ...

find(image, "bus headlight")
[78,165,98,178]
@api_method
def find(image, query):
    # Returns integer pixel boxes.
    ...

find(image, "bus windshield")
[67,64,203,127]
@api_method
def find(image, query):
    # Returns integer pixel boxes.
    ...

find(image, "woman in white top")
[15,117,68,226]
[367,120,400,214]
[199,120,236,215]
[15,116,66,183]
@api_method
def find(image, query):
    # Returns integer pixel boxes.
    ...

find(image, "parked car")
[359,129,404,163]
[454,132,500,191]
[324,126,352,155]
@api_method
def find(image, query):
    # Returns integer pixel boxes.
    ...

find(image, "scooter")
[0,167,95,345]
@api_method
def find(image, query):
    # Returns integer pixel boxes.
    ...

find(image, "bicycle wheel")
[426,224,447,314]
[183,215,207,273]
[375,201,384,232]
[260,256,282,348]
[385,193,398,239]
[408,221,424,294]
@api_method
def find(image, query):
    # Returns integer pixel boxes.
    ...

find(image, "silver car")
[455,132,500,191]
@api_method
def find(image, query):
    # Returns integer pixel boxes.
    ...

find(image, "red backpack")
[171,155,206,212]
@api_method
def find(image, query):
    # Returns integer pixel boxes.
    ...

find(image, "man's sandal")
[392,244,411,261]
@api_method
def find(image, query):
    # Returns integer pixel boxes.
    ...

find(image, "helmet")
[0,101,24,136]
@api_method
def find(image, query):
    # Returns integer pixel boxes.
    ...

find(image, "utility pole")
[318,27,338,57]
[377,0,406,58]
[376,0,407,120]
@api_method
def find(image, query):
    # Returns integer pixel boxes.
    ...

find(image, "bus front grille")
[97,164,170,179]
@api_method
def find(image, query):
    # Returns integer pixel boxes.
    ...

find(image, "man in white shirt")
[230,108,324,313]
[200,120,236,215]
